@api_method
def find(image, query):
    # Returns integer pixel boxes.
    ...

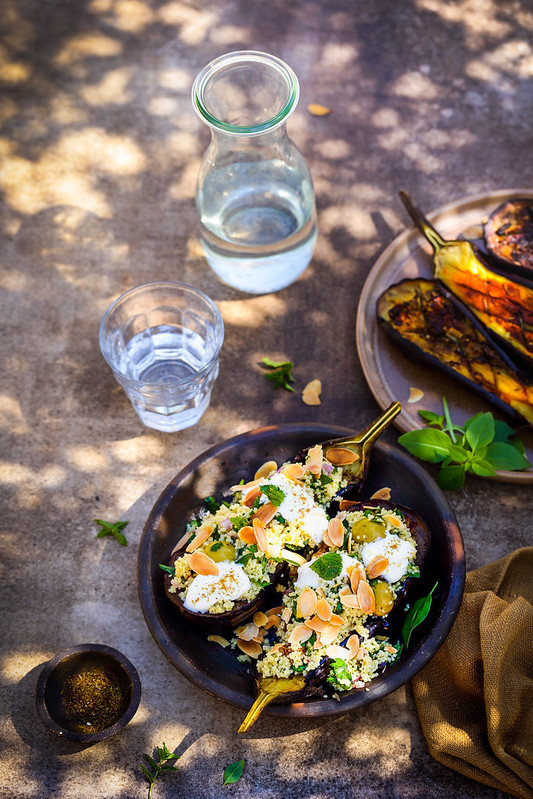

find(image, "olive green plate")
[356,188,533,484]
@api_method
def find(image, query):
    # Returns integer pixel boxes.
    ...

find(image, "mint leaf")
[470,458,497,477]
[261,358,295,392]
[437,464,466,490]
[94,519,129,546]
[327,658,352,690]
[223,759,245,786]
[464,412,494,452]
[485,441,531,471]
[230,516,248,531]
[204,496,220,513]
[260,484,285,507]
[398,429,453,463]
[310,552,343,580]
[402,582,438,647]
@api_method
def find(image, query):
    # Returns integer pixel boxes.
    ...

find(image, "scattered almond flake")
[281,606,292,624]
[307,102,332,116]
[254,460,278,480]
[188,550,219,576]
[207,634,230,648]
[302,378,322,405]
[384,513,403,528]
[237,639,262,658]
[408,386,425,403]
[253,611,269,628]
[370,487,391,501]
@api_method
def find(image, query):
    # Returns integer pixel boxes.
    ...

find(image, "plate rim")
[356,187,533,485]
[138,422,465,718]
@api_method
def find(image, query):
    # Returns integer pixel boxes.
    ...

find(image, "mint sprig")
[261,357,295,392]
[94,518,129,546]
[260,484,285,507]
[398,398,530,489]
[140,742,179,798]
[309,552,343,580]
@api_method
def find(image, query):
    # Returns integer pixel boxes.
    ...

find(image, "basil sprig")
[310,552,343,581]
[398,397,530,489]
[402,582,438,647]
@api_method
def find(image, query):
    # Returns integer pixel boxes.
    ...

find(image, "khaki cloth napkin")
[412,547,533,799]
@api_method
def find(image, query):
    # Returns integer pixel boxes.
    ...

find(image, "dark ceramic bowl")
[138,424,465,718]
[35,644,141,742]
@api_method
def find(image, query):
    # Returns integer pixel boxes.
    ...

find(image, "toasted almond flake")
[325,447,359,466]
[243,485,262,507]
[302,379,322,405]
[346,634,360,659]
[264,614,281,630]
[207,634,230,648]
[235,622,259,641]
[357,580,376,614]
[384,513,403,529]
[171,528,192,555]
[188,550,219,576]
[230,478,261,492]
[269,643,284,654]
[280,548,307,566]
[254,460,278,480]
[238,526,256,545]
[305,444,323,475]
[316,597,333,621]
[370,487,391,501]
[366,555,389,579]
[316,586,326,599]
[253,630,265,644]
[322,528,333,548]
[329,613,344,626]
[313,635,323,649]
[253,501,277,526]
[338,585,352,597]
[327,517,344,548]
[281,463,306,481]
[350,567,363,594]
[408,386,425,403]
[186,525,213,553]
[282,607,293,625]
[253,518,268,552]
[266,605,283,617]
[307,102,332,116]
[253,611,269,628]
[385,645,398,654]
[356,646,366,659]
[339,499,357,511]
[319,624,339,647]
[297,587,318,619]
[339,593,360,609]
[237,639,262,658]
[288,624,313,646]
[304,615,330,633]
[326,644,349,660]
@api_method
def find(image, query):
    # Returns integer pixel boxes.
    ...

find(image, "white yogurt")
[361,533,416,583]
[295,552,363,590]
[260,472,328,545]
[183,562,251,613]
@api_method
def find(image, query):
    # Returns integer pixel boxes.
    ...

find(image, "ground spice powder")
[61,667,125,732]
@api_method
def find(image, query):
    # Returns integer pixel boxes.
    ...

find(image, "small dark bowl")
[138,424,465,719]
[36,644,141,742]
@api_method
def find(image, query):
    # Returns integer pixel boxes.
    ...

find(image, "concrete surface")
[1,0,532,797]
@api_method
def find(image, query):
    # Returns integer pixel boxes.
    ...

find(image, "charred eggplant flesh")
[485,198,533,281]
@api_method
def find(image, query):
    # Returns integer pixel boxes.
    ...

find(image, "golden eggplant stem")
[399,190,445,253]
[238,676,306,733]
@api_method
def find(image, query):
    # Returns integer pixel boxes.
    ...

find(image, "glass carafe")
[192,51,317,294]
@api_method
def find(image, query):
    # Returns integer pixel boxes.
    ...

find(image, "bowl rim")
[35,643,142,742]
[138,422,466,717]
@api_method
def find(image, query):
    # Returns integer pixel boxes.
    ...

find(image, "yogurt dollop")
[260,472,328,545]
[184,562,251,613]
[361,533,415,583]
[295,552,363,590]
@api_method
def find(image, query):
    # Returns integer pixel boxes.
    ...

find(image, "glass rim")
[191,50,300,135]
[99,281,224,386]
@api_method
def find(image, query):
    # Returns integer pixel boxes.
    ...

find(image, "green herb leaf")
[418,410,444,427]
[158,564,174,575]
[205,496,220,513]
[230,516,248,531]
[261,358,295,392]
[140,742,179,798]
[402,582,438,648]
[464,412,494,452]
[398,429,453,463]
[94,519,129,546]
[223,759,245,786]
[259,484,285,507]
[309,552,343,581]
[470,458,497,477]
[326,658,352,690]
[437,464,466,490]
[485,441,531,471]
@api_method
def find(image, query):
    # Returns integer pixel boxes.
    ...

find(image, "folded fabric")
[412,547,533,799]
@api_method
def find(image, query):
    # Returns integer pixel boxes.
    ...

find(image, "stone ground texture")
[1,0,532,797]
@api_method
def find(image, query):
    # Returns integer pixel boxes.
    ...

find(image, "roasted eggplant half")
[484,198,533,282]
[377,277,533,426]
[400,191,533,371]
[236,499,431,731]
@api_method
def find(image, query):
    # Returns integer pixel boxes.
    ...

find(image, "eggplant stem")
[238,676,306,733]
[399,190,446,253]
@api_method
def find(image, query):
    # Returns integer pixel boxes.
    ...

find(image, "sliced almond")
[253,501,277,526]
[385,645,398,654]
[264,614,281,630]
[281,606,292,624]
[207,634,230,648]
[357,580,376,614]
[327,518,344,548]
[350,566,364,594]
[329,613,344,626]
[304,615,330,633]
[305,444,323,476]
[281,463,305,481]
[230,478,260,493]
[313,635,323,649]
[302,379,322,405]
[171,528,193,554]
[288,624,313,647]
[280,548,307,566]
[356,646,366,660]
[235,622,259,641]
[238,526,256,545]
[326,644,349,661]
[254,460,278,480]
[253,629,265,644]
[316,597,333,622]
[322,528,333,548]
[370,487,391,501]
[319,624,340,647]
[339,593,360,609]
[237,639,262,659]
[384,513,403,529]
[186,525,213,553]
[188,551,219,576]
[253,611,269,628]
[408,386,425,403]
[325,447,359,466]
[338,585,352,597]
[253,518,268,552]
[297,587,318,619]
[366,555,389,579]
[307,102,332,116]
[243,485,262,507]
[266,605,283,617]
[346,634,360,660]
[339,499,357,511]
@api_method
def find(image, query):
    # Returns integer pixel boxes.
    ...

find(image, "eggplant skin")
[484,198,533,281]
[163,549,287,632]
[377,278,533,425]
